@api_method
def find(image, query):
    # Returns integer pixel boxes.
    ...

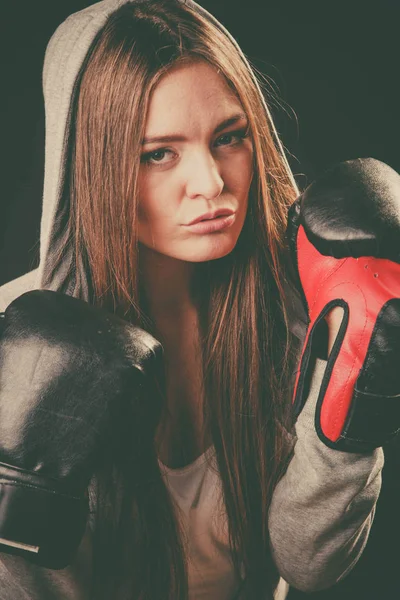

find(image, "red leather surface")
[294,225,400,442]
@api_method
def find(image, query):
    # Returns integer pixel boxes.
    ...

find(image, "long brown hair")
[68,1,299,598]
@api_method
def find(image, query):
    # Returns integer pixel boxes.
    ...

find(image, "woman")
[0,1,384,599]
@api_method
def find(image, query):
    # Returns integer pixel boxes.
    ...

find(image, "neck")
[139,248,209,467]
[139,245,200,326]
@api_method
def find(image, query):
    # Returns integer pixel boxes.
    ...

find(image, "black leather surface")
[0,289,164,567]
[300,158,400,262]
[356,298,400,396]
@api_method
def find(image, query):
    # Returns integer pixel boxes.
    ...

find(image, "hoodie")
[0,1,383,598]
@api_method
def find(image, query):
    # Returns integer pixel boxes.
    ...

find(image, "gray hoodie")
[0,0,383,598]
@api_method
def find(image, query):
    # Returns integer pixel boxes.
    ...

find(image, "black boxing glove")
[0,289,163,568]
[287,158,400,452]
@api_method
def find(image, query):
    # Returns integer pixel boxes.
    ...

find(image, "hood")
[37,0,235,298]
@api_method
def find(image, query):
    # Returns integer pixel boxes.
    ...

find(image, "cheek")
[226,147,254,196]
[137,201,147,222]
[137,178,175,226]
[137,178,184,250]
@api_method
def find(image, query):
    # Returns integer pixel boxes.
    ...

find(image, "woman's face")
[137,60,254,262]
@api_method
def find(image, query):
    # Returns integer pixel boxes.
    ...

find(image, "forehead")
[145,61,244,134]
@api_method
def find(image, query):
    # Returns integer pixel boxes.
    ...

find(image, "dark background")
[2,0,400,597]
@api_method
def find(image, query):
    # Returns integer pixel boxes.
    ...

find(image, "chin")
[182,233,240,263]
[140,230,243,263]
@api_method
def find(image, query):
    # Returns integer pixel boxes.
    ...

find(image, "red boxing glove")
[288,158,400,452]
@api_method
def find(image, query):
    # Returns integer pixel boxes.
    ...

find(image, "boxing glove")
[0,289,164,568]
[287,157,400,452]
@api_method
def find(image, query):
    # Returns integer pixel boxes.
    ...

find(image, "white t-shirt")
[159,447,289,600]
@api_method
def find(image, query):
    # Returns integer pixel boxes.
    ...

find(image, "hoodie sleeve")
[268,358,384,593]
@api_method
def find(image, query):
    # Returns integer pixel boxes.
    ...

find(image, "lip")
[186,208,235,226]
[185,212,236,234]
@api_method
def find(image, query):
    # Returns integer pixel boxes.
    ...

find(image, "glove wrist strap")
[0,464,88,568]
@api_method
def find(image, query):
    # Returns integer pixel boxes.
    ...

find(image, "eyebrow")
[142,112,248,145]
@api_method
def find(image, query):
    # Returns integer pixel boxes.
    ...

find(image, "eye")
[214,128,249,148]
[141,148,176,166]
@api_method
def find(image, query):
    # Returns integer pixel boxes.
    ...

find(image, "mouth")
[186,208,235,226]
[184,210,236,234]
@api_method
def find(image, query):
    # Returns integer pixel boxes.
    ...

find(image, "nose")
[185,151,224,201]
